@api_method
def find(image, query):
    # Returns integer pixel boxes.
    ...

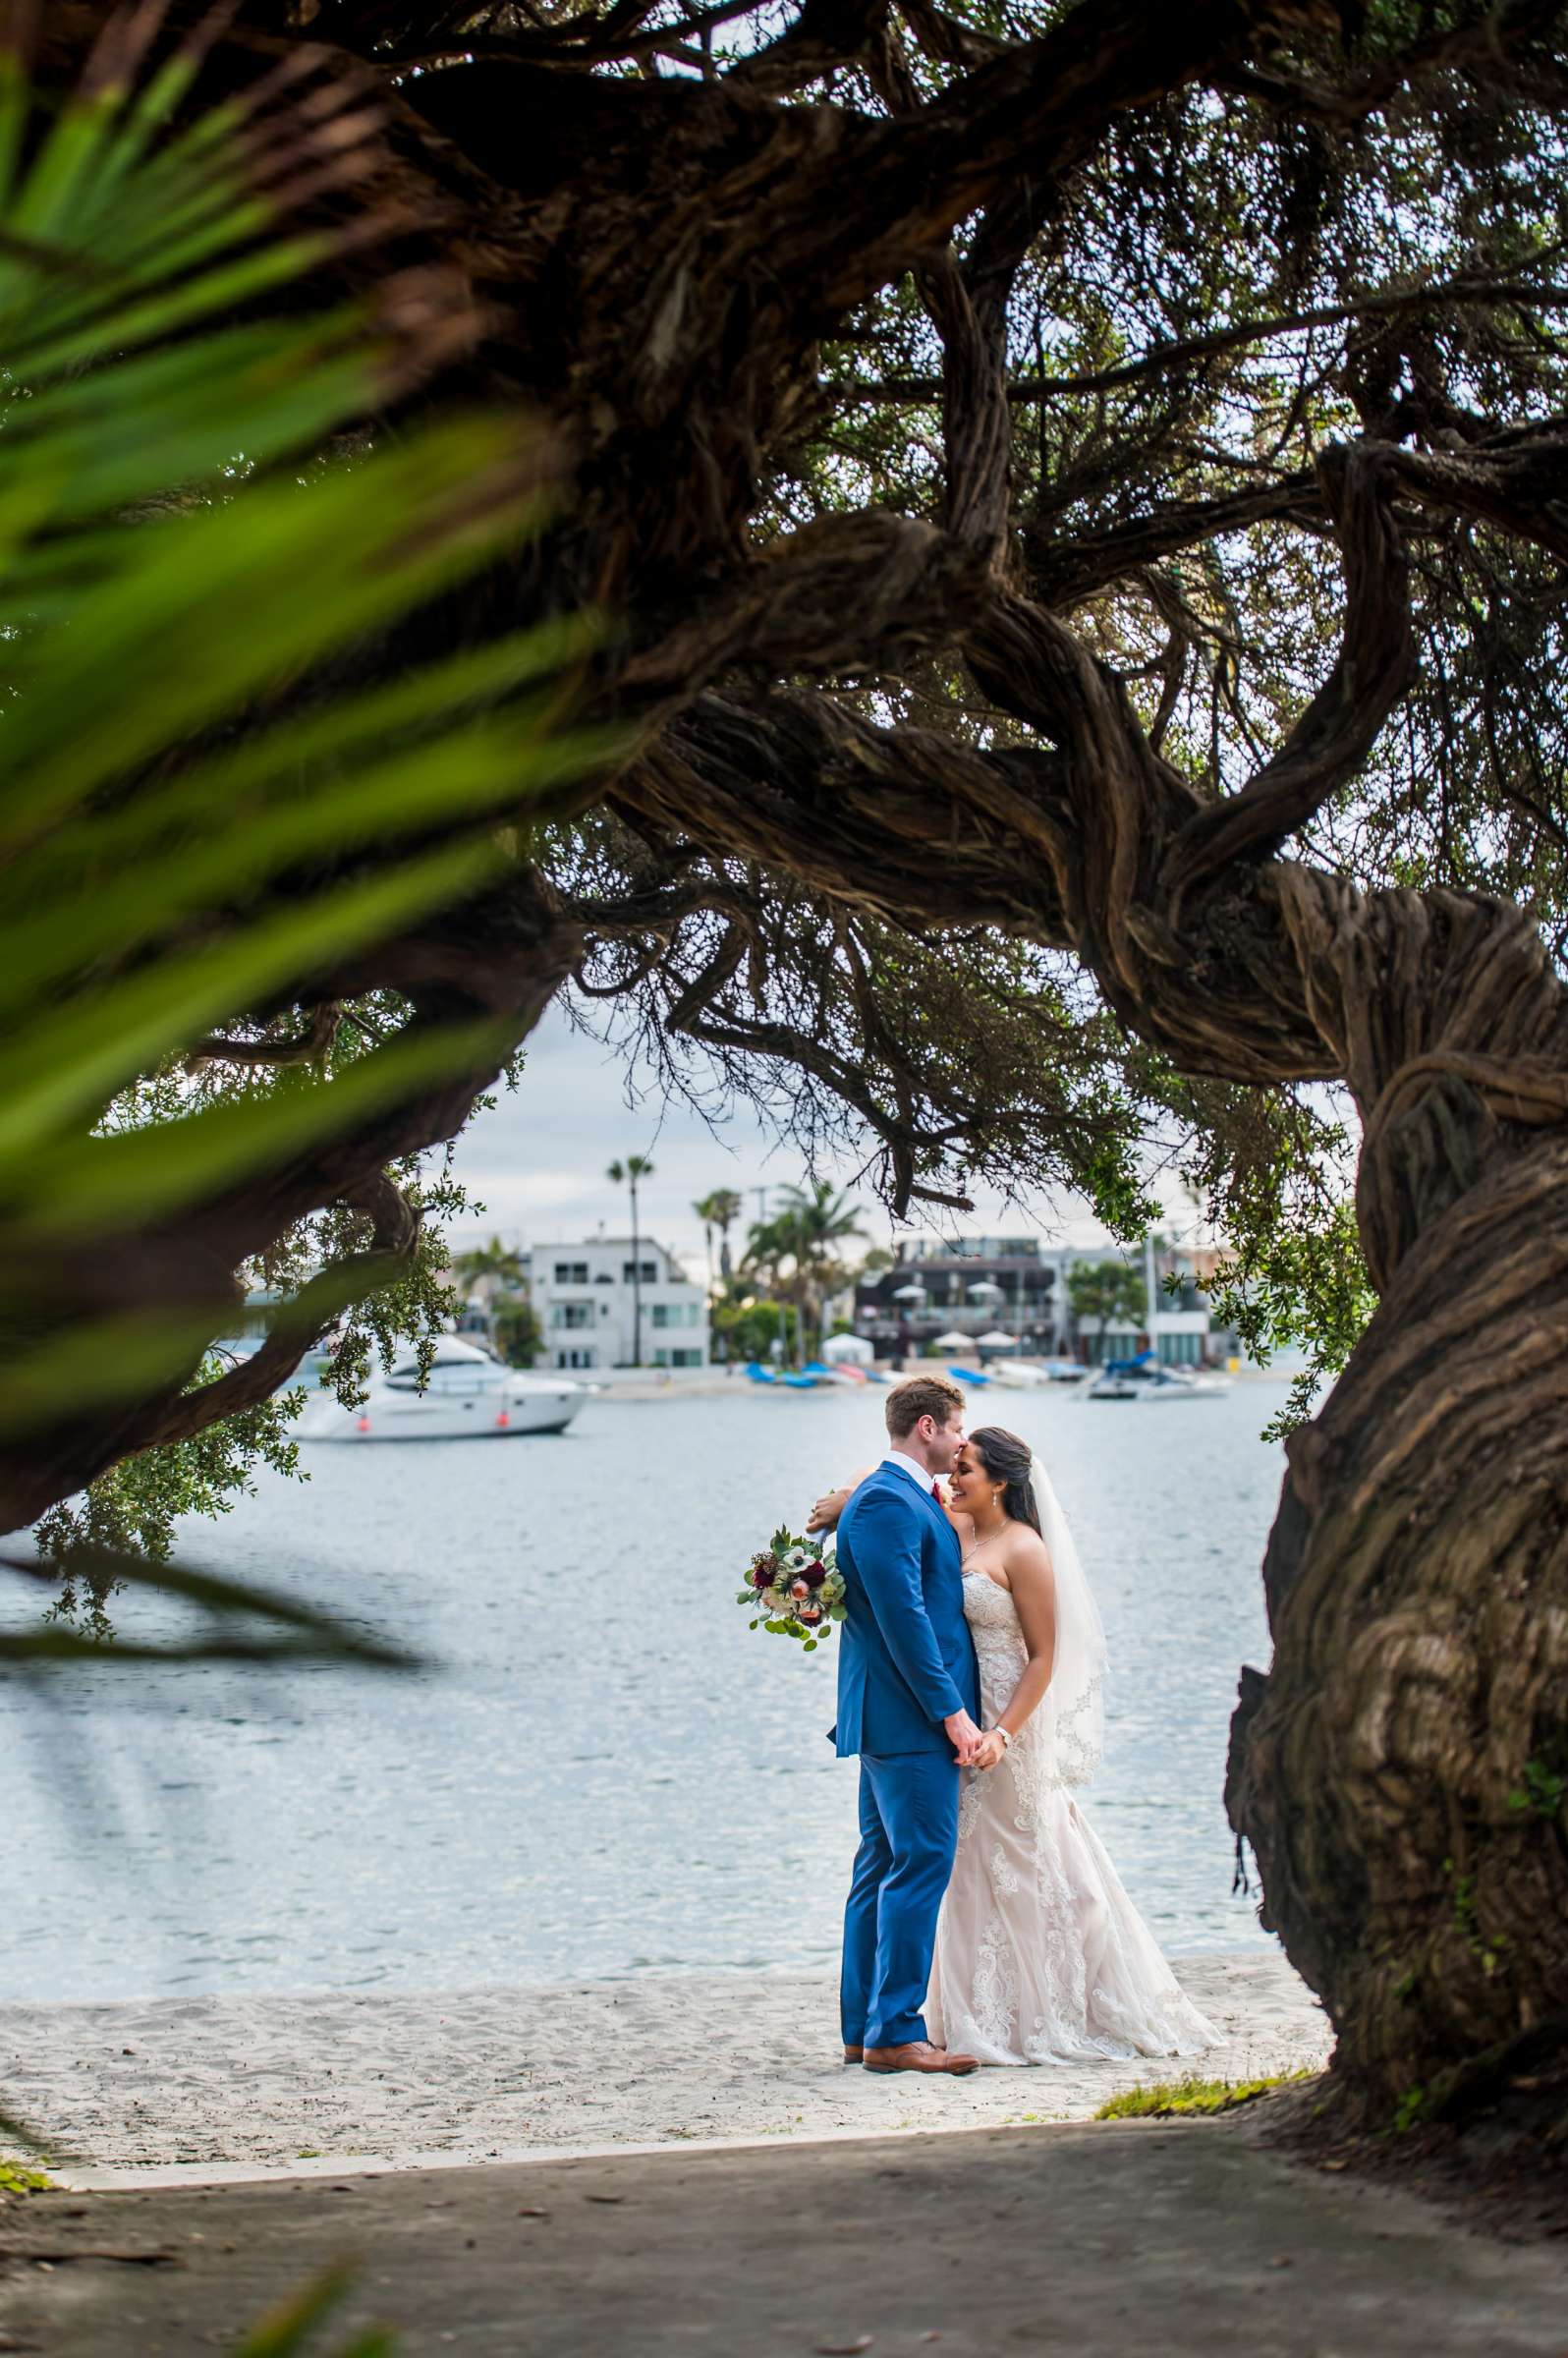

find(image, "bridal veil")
[1026,1455,1107,1791]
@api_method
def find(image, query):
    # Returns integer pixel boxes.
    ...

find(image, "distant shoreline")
[571,1367,1298,1403]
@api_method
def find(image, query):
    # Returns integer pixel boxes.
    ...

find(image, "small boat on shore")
[295,1337,584,1440]
[1086,1351,1231,1402]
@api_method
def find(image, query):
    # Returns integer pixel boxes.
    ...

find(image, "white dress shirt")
[882,1448,940,1500]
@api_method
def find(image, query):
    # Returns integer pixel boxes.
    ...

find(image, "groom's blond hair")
[885,1373,965,1440]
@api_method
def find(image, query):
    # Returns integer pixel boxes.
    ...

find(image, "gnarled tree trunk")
[1228,884,1568,2108]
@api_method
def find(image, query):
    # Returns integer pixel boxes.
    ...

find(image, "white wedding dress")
[926,1477,1217,2068]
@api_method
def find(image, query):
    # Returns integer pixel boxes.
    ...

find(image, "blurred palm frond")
[0,10,612,1667]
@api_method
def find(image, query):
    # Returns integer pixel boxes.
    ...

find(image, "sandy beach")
[1,1949,1328,2187]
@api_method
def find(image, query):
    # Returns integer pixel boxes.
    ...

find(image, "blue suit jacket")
[830,1464,980,1758]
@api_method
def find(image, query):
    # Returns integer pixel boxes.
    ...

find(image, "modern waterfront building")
[522,1237,709,1372]
[850,1232,1232,1366]
[853,1235,1058,1357]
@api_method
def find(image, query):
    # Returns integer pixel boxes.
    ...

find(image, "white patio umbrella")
[967,1279,1005,1303]
[891,1280,928,1304]
[978,1328,1021,1349]
[932,1329,971,1351]
[823,1331,875,1365]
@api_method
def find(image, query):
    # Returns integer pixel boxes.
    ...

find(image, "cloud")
[444,999,1187,1266]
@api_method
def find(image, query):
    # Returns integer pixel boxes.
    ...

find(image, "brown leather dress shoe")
[863,2041,979,2075]
[843,2045,864,2064]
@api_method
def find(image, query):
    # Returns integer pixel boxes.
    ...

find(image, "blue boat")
[947,1365,991,1386]
[1086,1350,1230,1401]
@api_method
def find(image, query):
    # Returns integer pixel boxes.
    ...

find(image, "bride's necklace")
[962,1518,1008,1570]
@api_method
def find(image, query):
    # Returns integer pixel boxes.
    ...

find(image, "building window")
[623,1260,658,1284]
[553,1261,588,1285]
[386,1363,487,1396]
[649,1299,700,1328]
[551,1302,592,1329]
[556,1347,595,1370]
[672,1347,702,1368]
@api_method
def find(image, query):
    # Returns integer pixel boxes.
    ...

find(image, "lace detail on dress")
[970,1913,1021,2058]
[1051,1670,1106,1790]
[924,1574,1219,2068]
[957,1776,984,1843]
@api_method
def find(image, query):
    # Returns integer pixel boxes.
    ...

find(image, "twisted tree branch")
[1166,442,1417,893]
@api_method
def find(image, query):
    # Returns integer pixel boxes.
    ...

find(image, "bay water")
[2,1380,1289,1999]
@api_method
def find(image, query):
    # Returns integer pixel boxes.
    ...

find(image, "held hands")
[944,1713,1007,1770]
[943,1709,984,1768]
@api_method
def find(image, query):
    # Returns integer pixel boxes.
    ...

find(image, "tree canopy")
[33,0,1568,1525]
[1065,1259,1148,1330]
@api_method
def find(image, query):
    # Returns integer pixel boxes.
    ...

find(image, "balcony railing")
[856,1305,1049,1332]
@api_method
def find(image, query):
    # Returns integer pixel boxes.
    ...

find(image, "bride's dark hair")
[969,1427,1042,1537]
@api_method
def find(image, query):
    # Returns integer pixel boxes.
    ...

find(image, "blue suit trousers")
[840,1750,960,2049]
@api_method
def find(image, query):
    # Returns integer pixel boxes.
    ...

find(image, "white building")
[523,1237,709,1373]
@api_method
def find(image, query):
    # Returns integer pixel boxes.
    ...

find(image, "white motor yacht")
[295,1337,585,1441]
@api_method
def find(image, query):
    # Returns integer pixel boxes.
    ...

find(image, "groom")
[830,1374,982,2076]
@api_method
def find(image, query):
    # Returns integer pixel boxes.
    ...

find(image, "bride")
[812,1425,1216,2066]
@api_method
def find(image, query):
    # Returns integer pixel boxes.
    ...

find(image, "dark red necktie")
[931,1482,942,1501]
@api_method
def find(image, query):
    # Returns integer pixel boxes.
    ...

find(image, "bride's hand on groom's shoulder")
[806,1485,852,1533]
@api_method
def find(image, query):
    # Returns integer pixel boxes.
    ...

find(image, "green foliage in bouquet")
[737,1526,846,1652]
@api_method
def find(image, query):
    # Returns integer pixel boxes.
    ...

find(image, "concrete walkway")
[3,2109,1564,2356]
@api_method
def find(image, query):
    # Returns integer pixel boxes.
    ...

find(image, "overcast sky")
[443,998,1202,1281]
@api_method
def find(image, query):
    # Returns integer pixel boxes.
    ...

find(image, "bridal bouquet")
[737,1528,846,1652]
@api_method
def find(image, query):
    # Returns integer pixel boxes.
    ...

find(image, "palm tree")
[692,1191,724,1304]
[607,1154,655,1366]
[694,1187,746,1297]
[741,1212,804,1366]
[451,1236,527,1290]
[709,1188,745,1280]
[774,1183,868,1360]
[450,1237,529,1355]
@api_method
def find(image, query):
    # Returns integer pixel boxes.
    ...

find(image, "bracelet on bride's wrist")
[994,1726,1014,1751]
